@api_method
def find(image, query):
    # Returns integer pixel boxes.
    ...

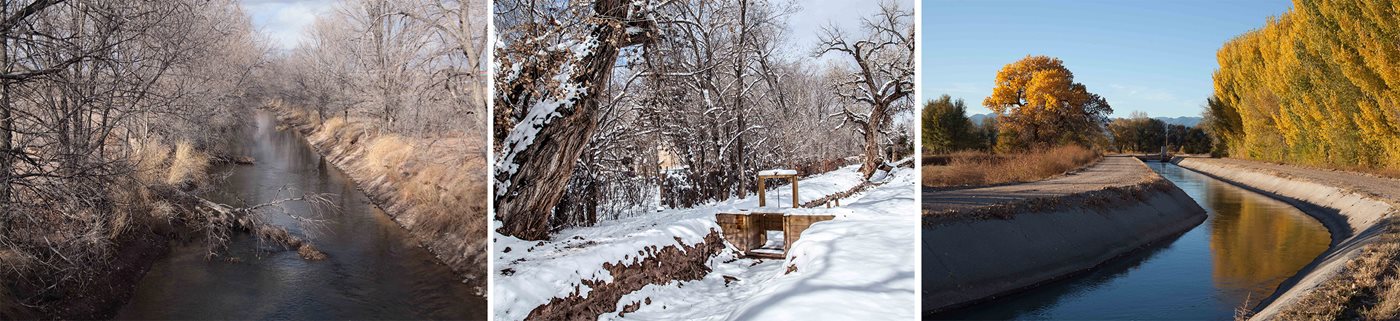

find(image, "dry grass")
[922,145,1101,188]
[267,100,488,280]
[320,116,348,138]
[165,142,209,188]
[132,141,171,184]
[1272,224,1400,321]
[366,136,414,173]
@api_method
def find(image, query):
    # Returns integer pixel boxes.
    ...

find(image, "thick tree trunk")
[860,102,888,178]
[495,0,649,241]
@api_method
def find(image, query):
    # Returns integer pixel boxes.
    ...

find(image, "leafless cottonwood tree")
[272,0,488,136]
[817,0,915,178]
[494,0,910,237]
[493,0,659,240]
[0,0,337,317]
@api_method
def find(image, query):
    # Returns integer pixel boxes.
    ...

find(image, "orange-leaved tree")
[983,55,1111,152]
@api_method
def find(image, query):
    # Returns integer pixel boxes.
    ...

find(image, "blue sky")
[922,0,1292,117]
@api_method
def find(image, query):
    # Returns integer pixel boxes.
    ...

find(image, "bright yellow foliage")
[1213,0,1400,170]
[984,55,1112,151]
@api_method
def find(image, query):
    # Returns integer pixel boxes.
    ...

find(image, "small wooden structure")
[757,169,799,208]
[716,212,835,258]
[714,169,835,258]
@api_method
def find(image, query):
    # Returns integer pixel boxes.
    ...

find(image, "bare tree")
[493,0,892,234]
[0,1,335,316]
[493,0,659,240]
[817,0,914,178]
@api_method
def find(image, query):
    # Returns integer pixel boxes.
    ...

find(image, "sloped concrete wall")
[1174,158,1396,320]
[922,168,1207,314]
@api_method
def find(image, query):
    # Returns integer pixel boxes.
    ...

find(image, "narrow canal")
[934,162,1331,320]
[116,111,485,319]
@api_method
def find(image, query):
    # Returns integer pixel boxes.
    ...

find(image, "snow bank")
[492,213,716,321]
[758,169,797,176]
[599,166,918,320]
[493,164,915,321]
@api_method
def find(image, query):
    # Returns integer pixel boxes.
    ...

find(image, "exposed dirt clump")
[298,244,328,261]
[524,232,725,321]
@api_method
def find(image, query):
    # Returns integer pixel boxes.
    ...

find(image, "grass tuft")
[165,142,209,188]
[366,136,413,178]
[132,141,171,185]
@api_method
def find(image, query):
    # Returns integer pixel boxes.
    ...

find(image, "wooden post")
[790,176,798,208]
[758,178,766,207]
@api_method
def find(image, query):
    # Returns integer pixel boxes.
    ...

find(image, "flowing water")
[117,112,485,319]
[934,162,1331,320]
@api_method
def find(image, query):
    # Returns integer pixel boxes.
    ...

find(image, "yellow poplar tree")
[1213,0,1400,170]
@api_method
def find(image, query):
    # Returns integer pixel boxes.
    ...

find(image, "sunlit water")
[932,162,1330,320]
[117,112,485,319]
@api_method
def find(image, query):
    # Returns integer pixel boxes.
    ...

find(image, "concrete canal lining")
[1174,157,1397,320]
[922,157,1208,314]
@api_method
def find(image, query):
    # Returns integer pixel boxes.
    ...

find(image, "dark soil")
[8,225,170,320]
[525,232,725,321]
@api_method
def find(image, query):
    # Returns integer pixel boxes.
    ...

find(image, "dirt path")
[1192,157,1400,207]
[922,156,1155,213]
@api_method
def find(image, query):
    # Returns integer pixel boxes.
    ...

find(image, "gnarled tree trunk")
[494,0,653,241]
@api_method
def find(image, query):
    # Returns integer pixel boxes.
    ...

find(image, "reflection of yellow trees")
[1206,180,1330,296]
[1212,0,1400,170]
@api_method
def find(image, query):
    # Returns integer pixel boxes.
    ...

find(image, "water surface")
[933,162,1330,320]
[118,112,485,319]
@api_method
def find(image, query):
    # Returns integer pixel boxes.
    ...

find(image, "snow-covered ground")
[492,164,917,321]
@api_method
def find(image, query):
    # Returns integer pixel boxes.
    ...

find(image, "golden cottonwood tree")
[983,55,1112,151]
[1213,0,1400,170]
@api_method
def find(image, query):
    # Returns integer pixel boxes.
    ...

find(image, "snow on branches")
[815,0,914,178]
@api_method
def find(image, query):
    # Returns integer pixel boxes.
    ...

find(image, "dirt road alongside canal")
[922,156,1157,215]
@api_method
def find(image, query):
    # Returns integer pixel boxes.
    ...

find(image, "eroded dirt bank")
[267,104,488,284]
[523,232,725,321]
[1174,157,1399,320]
[922,156,1207,314]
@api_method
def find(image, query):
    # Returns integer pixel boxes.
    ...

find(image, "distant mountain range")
[1153,116,1202,127]
[968,113,993,125]
[965,114,1202,128]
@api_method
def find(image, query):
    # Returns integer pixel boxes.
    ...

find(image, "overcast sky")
[786,0,913,60]
[239,0,909,52]
[241,0,337,51]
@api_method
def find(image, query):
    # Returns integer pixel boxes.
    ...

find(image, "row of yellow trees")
[1211,0,1400,170]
